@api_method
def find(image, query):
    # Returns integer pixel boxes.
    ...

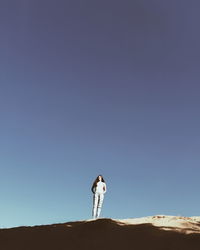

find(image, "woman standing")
[91,175,107,219]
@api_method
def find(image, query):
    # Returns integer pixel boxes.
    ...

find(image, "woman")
[91,175,107,219]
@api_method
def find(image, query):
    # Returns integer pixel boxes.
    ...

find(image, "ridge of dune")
[1,216,200,250]
[113,215,200,234]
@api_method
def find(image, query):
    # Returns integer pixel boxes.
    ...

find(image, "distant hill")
[1,216,200,250]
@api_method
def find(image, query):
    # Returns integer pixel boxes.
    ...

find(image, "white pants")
[92,193,104,219]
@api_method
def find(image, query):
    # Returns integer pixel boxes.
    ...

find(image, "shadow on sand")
[0,218,200,250]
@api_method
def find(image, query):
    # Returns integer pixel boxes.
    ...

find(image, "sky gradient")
[0,0,200,228]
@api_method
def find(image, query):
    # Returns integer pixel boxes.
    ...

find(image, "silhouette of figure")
[91,175,107,219]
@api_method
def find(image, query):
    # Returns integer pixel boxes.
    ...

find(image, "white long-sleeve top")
[94,181,106,194]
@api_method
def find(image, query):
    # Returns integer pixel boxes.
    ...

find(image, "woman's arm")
[91,185,96,194]
[103,183,107,193]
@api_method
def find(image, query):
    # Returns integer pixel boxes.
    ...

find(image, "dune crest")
[114,215,200,234]
[1,216,200,250]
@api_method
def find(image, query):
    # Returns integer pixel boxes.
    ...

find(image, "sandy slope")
[115,215,200,234]
[1,216,200,250]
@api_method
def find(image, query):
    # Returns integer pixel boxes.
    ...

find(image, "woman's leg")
[92,193,99,219]
[97,194,104,218]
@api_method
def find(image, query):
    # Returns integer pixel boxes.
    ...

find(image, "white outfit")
[92,181,106,219]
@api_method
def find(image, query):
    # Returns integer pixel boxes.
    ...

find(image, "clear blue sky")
[0,0,200,228]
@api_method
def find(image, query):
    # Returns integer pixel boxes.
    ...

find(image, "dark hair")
[91,175,105,193]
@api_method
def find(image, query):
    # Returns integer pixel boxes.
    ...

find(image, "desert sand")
[115,215,200,234]
[1,215,200,250]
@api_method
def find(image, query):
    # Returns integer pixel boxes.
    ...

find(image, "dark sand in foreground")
[1,218,200,250]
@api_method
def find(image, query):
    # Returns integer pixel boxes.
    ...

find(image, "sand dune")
[1,216,200,250]
[115,215,200,234]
